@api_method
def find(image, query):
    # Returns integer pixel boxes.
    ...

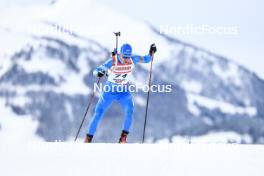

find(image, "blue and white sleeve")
[93,58,113,76]
[132,54,152,65]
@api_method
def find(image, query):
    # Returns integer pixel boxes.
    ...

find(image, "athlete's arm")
[131,44,156,65]
[132,54,152,65]
[93,58,112,77]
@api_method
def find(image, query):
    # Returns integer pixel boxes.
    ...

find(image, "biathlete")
[84,43,157,143]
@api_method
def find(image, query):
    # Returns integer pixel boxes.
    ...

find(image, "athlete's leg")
[118,91,135,133]
[87,91,114,136]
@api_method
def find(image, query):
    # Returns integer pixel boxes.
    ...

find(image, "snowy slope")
[0,99,43,142]
[0,143,264,176]
[0,0,264,143]
[0,0,173,61]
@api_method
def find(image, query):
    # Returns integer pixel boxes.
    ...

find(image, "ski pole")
[142,54,155,143]
[74,32,121,142]
[113,32,121,54]
[74,78,101,141]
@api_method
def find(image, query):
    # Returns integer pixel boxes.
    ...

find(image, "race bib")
[108,56,134,84]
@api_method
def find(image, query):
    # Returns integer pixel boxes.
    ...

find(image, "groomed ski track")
[1,143,263,176]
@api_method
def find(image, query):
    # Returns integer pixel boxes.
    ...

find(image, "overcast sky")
[1,0,263,78]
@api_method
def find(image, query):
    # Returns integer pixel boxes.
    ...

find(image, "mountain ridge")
[0,0,264,143]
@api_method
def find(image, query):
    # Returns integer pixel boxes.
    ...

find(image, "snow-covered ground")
[0,143,263,176]
[168,132,253,144]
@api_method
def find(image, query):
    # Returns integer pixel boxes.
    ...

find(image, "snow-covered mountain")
[0,0,264,143]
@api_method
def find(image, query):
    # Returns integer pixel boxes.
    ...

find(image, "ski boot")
[119,130,129,144]
[84,134,93,143]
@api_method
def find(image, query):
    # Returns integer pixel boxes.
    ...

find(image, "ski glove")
[97,70,105,78]
[112,48,117,56]
[149,43,157,56]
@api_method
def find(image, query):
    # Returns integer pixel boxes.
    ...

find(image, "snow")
[0,29,35,80]
[0,28,33,57]
[187,93,257,116]
[134,95,145,107]
[7,95,32,107]
[0,82,91,97]
[172,132,252,144]
[16,52,66,81]
[0,142,263,176]
[0,57,13,78]
[202,116,214,126]
[3,46,93,96]
[0,0,175,67]
[60,70,91,95]
[187,101,201,116]
[181,80,203,94]
[0,0,262,147]
[212,62,242,86]
[0,99,43,142]
[64,101,74,122]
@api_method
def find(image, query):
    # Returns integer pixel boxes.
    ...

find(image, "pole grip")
[114,31,121,54]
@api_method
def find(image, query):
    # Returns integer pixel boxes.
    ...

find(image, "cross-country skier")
[84,43,157,143]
